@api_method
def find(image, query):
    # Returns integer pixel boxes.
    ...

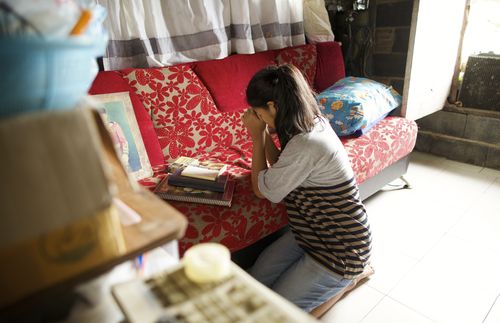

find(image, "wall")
[329,0,500,169]
[371,0,413,94]
[329,0,414,95]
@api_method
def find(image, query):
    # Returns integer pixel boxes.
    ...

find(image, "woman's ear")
[266,101,277,115]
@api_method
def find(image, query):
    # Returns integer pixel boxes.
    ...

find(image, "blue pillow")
[316,77,402,137]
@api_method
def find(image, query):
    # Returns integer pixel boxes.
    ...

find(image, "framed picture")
[91,92,153,180]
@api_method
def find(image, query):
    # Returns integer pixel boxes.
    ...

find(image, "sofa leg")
[383,176,412,191]
[400,175,412,189]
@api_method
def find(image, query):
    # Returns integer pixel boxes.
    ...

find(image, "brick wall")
[371,0,413,94]
[329,0,414,95]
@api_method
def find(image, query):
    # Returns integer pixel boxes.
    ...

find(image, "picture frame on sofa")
[92,92,153,180]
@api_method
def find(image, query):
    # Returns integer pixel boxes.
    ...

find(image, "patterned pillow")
[316,77,402,137]
[122,66,247,163]
[275,44,317,87]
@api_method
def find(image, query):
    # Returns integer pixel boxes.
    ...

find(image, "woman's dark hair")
[246,64,321,148]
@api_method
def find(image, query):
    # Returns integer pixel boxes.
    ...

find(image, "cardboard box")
[0,108,123,307]
[0,108,113,248]
[0,108,187,308]
[0,205,125,306]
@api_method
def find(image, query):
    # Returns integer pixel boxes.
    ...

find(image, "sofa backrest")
[118,65,250,163]
[191,41,345,113]
[315,41,345,92]
[192,50,277,113]
[88,41,345,165]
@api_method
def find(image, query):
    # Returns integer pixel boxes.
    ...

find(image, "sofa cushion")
[317,77,402,137]
[192,51,277,112]
[275,44,317,87]
[139,145,288,255]
[122,66,249,163]
[88,71,165,167]
[342,116,418,184]
[138,116,416,254]
[315,41,345,92]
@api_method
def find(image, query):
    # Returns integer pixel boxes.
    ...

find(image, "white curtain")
[98,0,305,70]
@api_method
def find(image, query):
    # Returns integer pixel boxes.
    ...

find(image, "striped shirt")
[285,177,371,279]
[258,117,371,279]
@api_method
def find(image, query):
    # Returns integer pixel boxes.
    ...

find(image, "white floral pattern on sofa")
[121,59,418,256]
[122,66,247,164]
[129,68,418,255]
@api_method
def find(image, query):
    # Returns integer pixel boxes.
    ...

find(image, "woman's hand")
[242,108,266,139]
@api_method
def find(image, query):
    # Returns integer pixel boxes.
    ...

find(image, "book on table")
[167,169,228,193]
[168,156,227,182]
[154,175,235,207]
[168,156,198,173]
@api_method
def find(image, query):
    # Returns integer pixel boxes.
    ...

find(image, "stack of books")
[154,157,235,207]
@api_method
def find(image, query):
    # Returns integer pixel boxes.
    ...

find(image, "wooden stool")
[310,264,375,318]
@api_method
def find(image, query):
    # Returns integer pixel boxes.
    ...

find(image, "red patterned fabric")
[171,163,288,254]
[137,164,168,189]
[122,66,249,164]
[138,116,417,255]
[88,71,165,167]
[138,146,288,255]
[315,41,346,92]
[342,116,418,184]
[192,51,277,112]
[97,44,418,256]
[275,44,317,87]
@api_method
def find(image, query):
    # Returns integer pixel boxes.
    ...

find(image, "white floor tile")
[388,235,500,323]
[409,151,447,168]
[484,295,500,323]
[320,153,500,323]
[366,189,467,260]
[360,296,435,323]
[479,167,500,180]
[365,244,419,295]
[439,157,484,173]
[449,178,500,254]
[320,284,384,323]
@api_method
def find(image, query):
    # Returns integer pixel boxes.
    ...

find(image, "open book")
[168,156,227,182]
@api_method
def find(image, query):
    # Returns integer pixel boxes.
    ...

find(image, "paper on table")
[181,164,220,181]
[113,198,142,226]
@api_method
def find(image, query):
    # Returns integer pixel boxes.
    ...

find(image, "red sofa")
[89,42,417,255]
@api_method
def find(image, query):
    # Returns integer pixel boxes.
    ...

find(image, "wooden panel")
[402,0,468,120]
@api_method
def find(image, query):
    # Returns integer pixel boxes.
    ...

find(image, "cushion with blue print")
[316,77,402,137]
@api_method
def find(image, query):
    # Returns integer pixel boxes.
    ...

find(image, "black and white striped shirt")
[258,117,371,279]
[285,177,371,279]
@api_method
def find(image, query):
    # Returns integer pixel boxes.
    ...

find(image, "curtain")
[303,0,334,44]
[98,0,305,70]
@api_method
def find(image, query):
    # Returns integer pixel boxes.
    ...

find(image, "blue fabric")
[316,76,402,137]
[249,229,352,312]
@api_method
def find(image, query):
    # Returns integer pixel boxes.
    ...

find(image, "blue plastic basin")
[0,35,107,118]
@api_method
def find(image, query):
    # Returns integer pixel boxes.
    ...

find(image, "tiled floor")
[321,151,500,323]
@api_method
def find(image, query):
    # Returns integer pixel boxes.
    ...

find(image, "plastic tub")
[0,35,107,118]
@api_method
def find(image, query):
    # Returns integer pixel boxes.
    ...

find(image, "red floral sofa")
[89,42,418,255]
